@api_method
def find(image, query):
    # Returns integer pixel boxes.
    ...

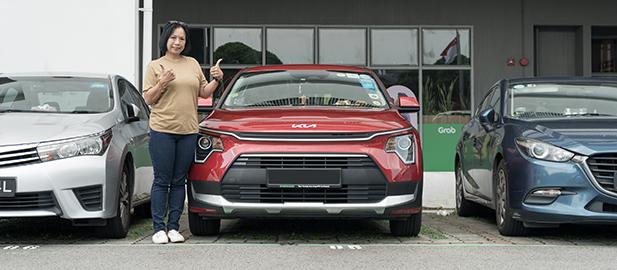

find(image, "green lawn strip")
[420,225,448,240]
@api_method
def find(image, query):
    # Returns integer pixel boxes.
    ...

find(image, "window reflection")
[214,28,263,65]
[187,27,207,64]
[422,70,471,124]
[319,28,366,65]
[371,29,418,66]
[422,29,471,65]
[592,27,617,73]
[267,28,314,64]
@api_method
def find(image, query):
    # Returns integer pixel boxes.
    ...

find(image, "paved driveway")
[2,209,617,246]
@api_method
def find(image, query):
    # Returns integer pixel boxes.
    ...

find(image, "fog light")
[524,188,575,205]
[532,189,562,197]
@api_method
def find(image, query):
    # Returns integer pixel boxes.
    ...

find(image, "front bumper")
[188,180,422,219]
[507,153,617,225]
[0,155,112,219]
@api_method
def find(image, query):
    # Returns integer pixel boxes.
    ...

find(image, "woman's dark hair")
[159,21,191,56]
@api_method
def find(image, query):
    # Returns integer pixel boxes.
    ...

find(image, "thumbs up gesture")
[159,64,175,88]
[210,59,224,82]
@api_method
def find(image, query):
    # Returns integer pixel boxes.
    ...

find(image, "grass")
[420,225,448,240]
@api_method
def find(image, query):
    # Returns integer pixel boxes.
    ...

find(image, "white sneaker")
[152,230,169,244]
[167,230,185,243]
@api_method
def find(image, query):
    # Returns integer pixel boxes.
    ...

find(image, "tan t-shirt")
[143,56,207,134]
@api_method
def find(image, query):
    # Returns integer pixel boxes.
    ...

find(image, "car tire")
[99,163,132,238]
[455,161,482,217]
[494,160,528,236]
[389,213,422,237]
[188,211,220,236]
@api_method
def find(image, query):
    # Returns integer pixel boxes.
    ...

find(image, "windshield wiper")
[68,110,93,114]
[0,109,43,113]
[568,112,615,117]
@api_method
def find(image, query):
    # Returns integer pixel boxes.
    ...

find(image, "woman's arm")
[144,64,175,105]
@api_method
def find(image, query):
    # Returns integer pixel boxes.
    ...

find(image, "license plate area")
[0,177,16,198]
[267,169,342,188]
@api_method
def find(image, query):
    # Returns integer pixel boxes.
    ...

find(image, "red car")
[188,65,422,236]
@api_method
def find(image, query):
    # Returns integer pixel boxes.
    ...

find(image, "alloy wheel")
[119,170,130,229]
[496,169,507,226]
[455,165,463,210]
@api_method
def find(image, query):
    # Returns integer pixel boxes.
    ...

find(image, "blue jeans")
[149,130,198,232]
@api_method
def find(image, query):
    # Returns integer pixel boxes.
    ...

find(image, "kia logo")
[291,124,317,128]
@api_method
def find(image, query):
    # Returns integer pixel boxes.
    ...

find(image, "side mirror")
[198,97,214,114]
[478,108,499,131]
[127,103,140,122]
[397,96,420,113]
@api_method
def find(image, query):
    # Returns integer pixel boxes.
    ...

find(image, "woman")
[143,20,223,244]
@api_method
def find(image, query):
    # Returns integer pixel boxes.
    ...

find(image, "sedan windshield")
[0,76,112,114]
[222,70,389,109]
[508,83,617,119]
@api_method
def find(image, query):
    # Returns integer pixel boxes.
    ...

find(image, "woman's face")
[166,26,186,56]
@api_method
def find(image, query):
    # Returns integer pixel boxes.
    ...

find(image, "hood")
[0,113,114,146]
[200,109,409,133]
[514,118,617,155]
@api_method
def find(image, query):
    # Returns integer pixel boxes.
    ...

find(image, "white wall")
[0,0,139,85]
[423,172,455,209]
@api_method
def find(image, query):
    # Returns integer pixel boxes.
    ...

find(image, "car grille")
[0,192,55,210]
[73,185,103,211]
[231,155,377,169]
[0,147,40,168]
[222,184,387,203]
[586,154,617,194]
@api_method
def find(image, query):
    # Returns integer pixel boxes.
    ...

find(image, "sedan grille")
[222,184,387,203]
[0,147,40,168]
[232,155,377,169]
[0,192,56,210]
[586,154,617,194]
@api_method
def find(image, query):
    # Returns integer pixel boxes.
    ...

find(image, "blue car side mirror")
[479,107,499,131]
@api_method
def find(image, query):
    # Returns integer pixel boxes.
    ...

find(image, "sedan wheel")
[99,164,132,238]
[494,160,527,236]
[455,161,480,217]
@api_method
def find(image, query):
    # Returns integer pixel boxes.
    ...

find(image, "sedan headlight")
[385,134,415,164]
[37,129,112,162]
[515,138,574,162]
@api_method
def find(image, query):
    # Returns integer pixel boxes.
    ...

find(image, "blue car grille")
[586,154,617,194]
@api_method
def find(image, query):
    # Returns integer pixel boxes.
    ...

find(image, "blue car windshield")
[0,76,112,114]
[222,70,388,109]
[508,83,617,119]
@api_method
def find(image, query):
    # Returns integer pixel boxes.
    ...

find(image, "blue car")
[455,77,617,236]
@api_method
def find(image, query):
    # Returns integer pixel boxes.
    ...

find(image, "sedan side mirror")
[127,103,140,122]
[397,96,420,113]
[478,107,499,131]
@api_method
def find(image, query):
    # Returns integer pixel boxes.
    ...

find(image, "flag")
[440,36,459,64]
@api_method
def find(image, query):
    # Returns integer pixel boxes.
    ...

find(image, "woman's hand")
[159,64,176,88]
[210,59,224,81]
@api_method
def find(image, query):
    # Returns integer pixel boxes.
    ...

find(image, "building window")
[371,29,418,66]
[266,28,314,64]
[319,28,366,65]
[592,26,617,74]
[213,28,262,65]
[422,29,471,66]
[187,27,208,65]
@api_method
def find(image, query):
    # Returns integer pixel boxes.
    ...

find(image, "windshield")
[0,76,112,114]
[222,70,389,109]
[507,83,617,119]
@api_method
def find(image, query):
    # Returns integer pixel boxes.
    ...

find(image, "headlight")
[515,138,574,162]
[37,129,112,162]
[385,134,415,164]
[195,134,223,163]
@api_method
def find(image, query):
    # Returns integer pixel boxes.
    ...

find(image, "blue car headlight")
[37,129,112,162]
[385,134,415,164]
[515,138,574,162]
